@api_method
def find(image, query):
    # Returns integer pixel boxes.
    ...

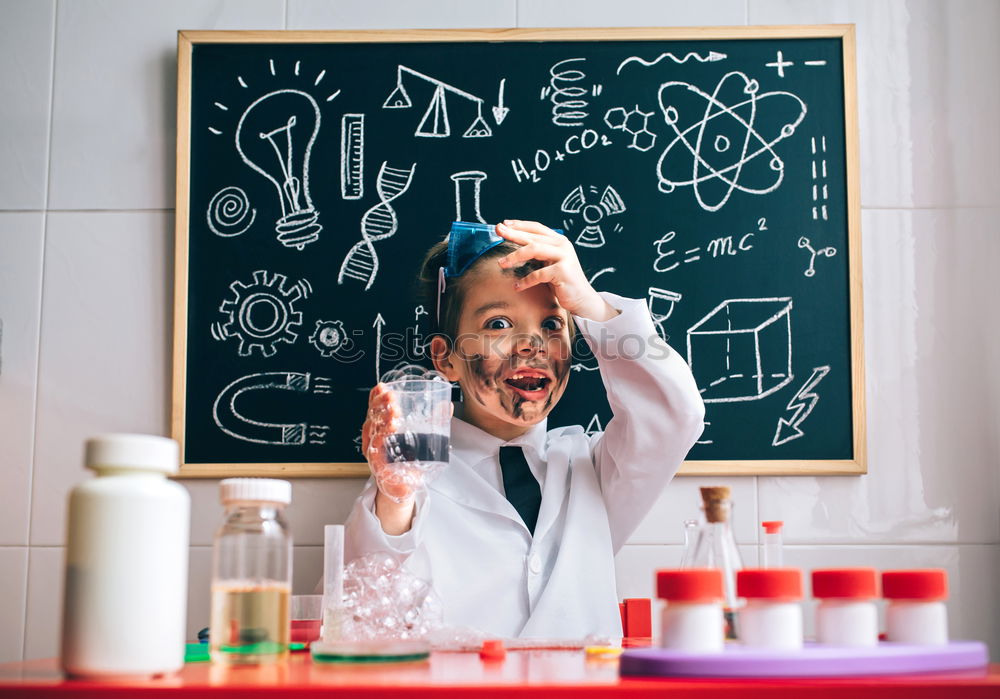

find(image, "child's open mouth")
[503,370,553,400]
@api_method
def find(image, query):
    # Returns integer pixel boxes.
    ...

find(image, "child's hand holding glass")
[362,383,418,504]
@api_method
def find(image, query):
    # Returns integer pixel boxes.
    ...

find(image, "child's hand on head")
[496,220,619,322]
[362,383,421,504]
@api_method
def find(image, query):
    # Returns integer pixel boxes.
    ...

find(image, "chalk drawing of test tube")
[212,371,332,445]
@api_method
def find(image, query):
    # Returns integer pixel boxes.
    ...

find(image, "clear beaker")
[379,370,452,495]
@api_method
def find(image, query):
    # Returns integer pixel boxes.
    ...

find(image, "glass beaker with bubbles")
[379,366,453,496]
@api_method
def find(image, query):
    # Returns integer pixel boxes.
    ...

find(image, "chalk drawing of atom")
[655,71,807,212]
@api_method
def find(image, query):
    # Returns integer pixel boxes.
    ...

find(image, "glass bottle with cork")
[685,486,743,639]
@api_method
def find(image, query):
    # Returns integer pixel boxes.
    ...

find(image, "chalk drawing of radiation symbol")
[212,270,308,357]
[656,71,807,212]
[560,184,626,248]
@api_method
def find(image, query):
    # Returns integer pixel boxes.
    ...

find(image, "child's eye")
[485,317,513,330]
[542,317,564,331]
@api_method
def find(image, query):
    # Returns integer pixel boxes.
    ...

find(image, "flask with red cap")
[812,568,879,647]
[656,569,726,652]
[882,569,949,645]
[736,568,803,649]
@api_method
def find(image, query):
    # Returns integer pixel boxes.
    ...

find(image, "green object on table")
[310,640,431,664]
[184,643,210,663]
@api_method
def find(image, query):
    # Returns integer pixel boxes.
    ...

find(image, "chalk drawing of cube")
[686,298,794,403]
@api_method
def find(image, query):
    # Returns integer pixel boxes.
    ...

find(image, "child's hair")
[417,236,576,347]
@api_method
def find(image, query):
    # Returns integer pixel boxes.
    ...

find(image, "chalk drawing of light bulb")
[236,89,323,250]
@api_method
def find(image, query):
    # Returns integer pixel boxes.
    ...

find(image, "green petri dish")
[310,640,431,663]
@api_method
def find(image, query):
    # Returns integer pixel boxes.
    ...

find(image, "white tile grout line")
[22,0,59,664]
[284,0,288,30]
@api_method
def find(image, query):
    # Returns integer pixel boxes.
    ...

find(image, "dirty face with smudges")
[433,262,572,440]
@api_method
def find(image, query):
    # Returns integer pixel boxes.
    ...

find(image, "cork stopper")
[700,486,731,523]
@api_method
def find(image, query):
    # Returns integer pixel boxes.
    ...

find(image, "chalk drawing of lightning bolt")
[772,366,830,446]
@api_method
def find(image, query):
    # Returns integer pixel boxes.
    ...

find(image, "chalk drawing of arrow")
[372,312,386,383]
[617,51,727,74]
[492,78,510,125]
[773,366,830,446]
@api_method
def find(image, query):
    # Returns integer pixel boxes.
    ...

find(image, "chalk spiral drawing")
[656,71,807,212]
[212,270,309,357]
[541,58,602,128]
[560,184,626,248]
[773,366,830,446]
[687,297,794,404]
[207,186,256,237]
[213,371,332,445]
[338,161,417,290]
[604,105,657,152]
[616,50,727,75]
[383,65,493,138]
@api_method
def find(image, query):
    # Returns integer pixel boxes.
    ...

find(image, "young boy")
[344,219,705,639]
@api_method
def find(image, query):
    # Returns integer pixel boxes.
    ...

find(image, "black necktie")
[499,446,542,534]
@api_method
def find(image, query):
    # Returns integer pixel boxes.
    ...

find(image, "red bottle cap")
[881,569,948,601]
[737,568,803,601]
[656,569,724,602]
[761,521,784,534]
[812,568,878,599]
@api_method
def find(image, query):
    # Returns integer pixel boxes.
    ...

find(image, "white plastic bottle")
[812,568,879,647]
[883,569,949,645]
[736,568,804,650]
[656,569,725,653]
[61,434,190,679]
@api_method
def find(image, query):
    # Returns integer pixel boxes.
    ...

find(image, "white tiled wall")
[1,0,997,664]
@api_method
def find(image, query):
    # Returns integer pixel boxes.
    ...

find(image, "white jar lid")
[85,434,180,475]
[219,478,291,505]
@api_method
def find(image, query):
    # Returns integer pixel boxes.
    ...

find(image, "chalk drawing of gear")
[216,270,306,357]
[310,319,349,357]
[213,371,332,445]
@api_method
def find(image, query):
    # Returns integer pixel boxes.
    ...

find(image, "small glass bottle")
[210,478,293,664]
[686,486,744,639]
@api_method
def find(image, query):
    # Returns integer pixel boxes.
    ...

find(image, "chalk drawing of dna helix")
[338,161,416,290]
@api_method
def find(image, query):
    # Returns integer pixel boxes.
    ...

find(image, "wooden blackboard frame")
[173,25,864,478]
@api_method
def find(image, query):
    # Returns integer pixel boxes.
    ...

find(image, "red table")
[1,652,997,698]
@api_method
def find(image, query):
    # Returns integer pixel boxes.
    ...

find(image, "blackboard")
[172,27,865,477]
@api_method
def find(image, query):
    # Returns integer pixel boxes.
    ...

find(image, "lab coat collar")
[448,407,549,465]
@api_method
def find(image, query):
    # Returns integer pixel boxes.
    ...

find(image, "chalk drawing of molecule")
[604,105,657,152]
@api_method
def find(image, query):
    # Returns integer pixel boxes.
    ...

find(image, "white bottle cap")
[85,434,179,475]
[219,478,291,505]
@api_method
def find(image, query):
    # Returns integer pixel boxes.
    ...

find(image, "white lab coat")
[344,292,705,639]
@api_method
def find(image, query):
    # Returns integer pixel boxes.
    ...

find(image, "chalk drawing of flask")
[451,170,487,223]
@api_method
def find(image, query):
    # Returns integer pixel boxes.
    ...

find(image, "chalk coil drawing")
[341,114,365,200]
[656,71,807,212]
[235,89,324,249]
[616,51,727,75]
[338,161,417,290]
[604,105,657,152]
[773,366,830,446]
[213,371,331,445]
[560,184,626,248]
[383,65,493,138]
[687,297,794,403]
[213,270,308,357]
[207,186,256,237]
[541,58,602,128]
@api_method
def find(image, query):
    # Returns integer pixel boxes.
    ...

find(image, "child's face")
[437,262,573,436]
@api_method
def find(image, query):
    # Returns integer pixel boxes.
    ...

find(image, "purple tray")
[619,641,989,678]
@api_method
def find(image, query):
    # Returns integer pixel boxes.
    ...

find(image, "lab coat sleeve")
[573,291,706,552]
[343,477,429,564]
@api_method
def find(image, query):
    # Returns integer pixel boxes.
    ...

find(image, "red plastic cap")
[737,568,803,601]
[656,569,724,602]
[479,639,506,660]
[812,568,878,599]
[881,569,948,601]
[762,521,784,534]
